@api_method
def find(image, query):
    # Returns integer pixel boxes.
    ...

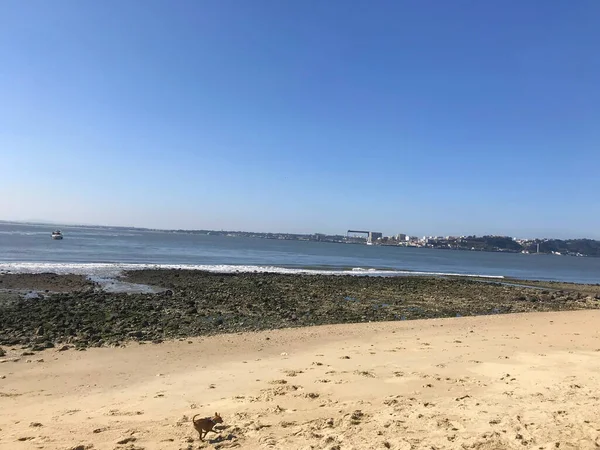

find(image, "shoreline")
[3,257,600,286]
[1,270,599,351]
[0,261,508,280]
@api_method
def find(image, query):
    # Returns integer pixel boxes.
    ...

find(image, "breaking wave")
[0,262,505,279]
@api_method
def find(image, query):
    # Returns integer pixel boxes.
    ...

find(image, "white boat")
[51,230,63,240]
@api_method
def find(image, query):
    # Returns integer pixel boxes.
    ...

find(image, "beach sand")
[2,310,600,450]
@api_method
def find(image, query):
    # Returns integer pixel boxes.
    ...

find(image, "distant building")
[367,232,383,244]
[396,233,407,241]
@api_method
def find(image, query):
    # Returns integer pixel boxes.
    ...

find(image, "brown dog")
[192,412,223,441]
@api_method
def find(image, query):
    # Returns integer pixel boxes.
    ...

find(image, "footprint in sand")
[383,396,400,406]
[354,370,375,378]
[302,392,320,399]
[116,436,137,445]
[258,434,277,447]
[250,385,302,402]
[268,405,286,414]
[106,409,144,416]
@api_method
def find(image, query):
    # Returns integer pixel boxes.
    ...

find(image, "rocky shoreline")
[1,269,599,351]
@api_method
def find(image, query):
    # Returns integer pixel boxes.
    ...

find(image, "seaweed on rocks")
[0,270,599,349]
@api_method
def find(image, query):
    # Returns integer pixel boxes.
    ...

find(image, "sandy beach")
[2,310,600,450]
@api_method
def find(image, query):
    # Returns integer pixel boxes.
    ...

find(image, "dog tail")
[192,414,202,423]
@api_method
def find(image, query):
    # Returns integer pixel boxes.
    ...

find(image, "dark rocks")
[0,347,4,357]
[31,341,54,352]
[0,270,598,349]
[128,331,144,339]
[0,273,95,292]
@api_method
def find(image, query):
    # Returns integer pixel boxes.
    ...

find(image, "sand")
[1,310,600,450]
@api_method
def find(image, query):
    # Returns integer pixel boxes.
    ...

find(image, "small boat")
[51,230,63,240]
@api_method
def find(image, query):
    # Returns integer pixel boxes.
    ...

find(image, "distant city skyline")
[2,2,599,239]
[0,219,596,242]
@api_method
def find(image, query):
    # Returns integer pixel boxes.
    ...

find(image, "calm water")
[1,223,599,284]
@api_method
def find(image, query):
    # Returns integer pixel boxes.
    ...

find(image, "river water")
[1,223,599,284]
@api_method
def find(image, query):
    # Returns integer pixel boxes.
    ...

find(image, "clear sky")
[1,1,599,238]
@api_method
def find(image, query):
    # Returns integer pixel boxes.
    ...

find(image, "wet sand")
[1,310,600,449]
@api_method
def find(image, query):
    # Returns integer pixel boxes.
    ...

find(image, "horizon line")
[0,219,596,242]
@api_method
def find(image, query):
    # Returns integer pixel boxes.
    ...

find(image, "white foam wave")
[0,231,48,236]
[0,262,505,279]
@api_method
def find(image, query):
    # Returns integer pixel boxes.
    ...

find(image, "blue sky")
[1,1,599,238]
